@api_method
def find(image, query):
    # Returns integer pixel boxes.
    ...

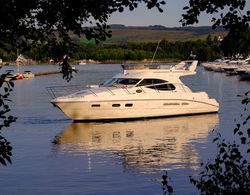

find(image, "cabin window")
[147,83,176,91]
[91,104,100,107]
[114,78,140,86]
[125,103,133,107]
[112,104,121,107]
[182,102,189,105]
[102,78,141,87]
[137,79,167,86]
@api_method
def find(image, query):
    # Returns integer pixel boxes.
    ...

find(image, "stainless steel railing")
[46,85,85,98]
[46,83,191,99]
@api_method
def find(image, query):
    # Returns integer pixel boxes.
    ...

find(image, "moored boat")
[50,60,219,121]
[22,71,35,78]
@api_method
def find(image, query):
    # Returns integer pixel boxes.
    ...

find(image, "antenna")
[151,40,161,64]
[189,51,196,60]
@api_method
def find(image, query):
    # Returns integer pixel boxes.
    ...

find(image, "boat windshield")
[102,78,141,87]
[136,79,168,86]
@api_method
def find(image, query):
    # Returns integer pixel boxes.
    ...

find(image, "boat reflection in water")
[54,114,219,172]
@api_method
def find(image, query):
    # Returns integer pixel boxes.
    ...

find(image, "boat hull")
[52,98,219,121]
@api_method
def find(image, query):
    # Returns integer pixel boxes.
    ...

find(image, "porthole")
[91,104,100,107]
[112,104,121,107]
[125,103,133,107]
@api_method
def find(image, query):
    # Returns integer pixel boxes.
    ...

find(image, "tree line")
[74,36,223,62]
[0,35,228,63]
[1,31,249,63]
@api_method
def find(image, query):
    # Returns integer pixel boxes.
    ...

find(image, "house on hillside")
[16,54,36,65]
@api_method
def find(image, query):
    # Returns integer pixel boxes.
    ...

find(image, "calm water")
[0,64,249,194]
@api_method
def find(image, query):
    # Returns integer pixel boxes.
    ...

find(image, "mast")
[16,49,23,79]
[16,49,20,73]
[151,40,161,64]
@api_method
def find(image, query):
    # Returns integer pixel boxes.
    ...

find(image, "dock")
[34,70,61,77]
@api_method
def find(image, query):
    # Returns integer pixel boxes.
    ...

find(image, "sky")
[108,0,250,27]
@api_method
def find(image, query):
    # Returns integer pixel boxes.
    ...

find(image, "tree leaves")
[0,134,13,166]
[0,0,166,55]
[0,72,16,166]
[181,0,250,36]
[190,91,250,194]
[162,171,173,194]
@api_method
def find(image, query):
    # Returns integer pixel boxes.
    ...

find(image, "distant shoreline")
[1,58,181,66]
[97,58,181,64]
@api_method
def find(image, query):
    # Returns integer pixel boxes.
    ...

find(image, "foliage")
[162,171,173,195]
[190,91,250,194]
[181,0,250,32]
[0,73,17,166]
[0,0,166,54]
[181,0,250,58]
[221,31,250,58]
[60,55,78,82]
[1,37,222,62]
[72,38,223,61]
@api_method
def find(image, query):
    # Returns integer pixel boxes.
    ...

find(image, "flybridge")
[121,60,198,76]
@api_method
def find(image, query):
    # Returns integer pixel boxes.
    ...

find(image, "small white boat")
[77,60,87,65]
[203,57,250,74]
[50,60,219,121]
[71,66,78,72]
[202,59,228,72]
[22,71,35,78]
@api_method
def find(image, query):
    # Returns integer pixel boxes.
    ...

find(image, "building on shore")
[16,54,36,65]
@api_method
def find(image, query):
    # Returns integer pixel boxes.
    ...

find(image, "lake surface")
[0,64,249,194]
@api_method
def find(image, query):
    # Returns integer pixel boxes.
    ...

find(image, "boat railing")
[101,83,190,96]
[47,83,191,99]
[46,85,85,98]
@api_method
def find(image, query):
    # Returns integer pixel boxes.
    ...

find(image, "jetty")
[34,70,61,77]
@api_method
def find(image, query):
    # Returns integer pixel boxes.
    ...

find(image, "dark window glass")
[125,103,133,107]
[91,104,100,107]
[147,83,176,91]
[112,104,121,107]
[137,79,167,86]
[102,78,140,87]
[115,78,140,85]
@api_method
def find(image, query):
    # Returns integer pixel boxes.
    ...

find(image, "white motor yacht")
[50,60,219,121]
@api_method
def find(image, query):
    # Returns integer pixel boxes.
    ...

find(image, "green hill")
[77,25,227,45]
